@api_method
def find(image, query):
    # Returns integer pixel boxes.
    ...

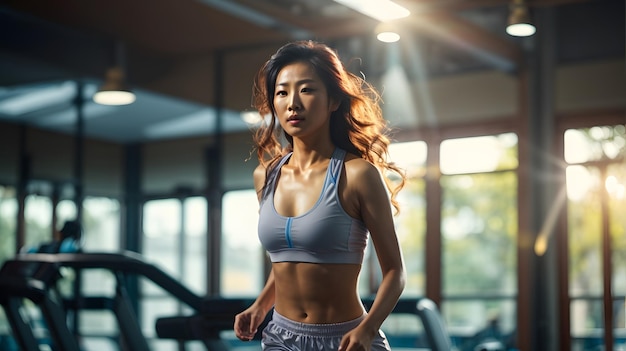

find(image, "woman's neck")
[289,139,335,171]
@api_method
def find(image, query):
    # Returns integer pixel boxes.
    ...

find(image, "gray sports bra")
[258,148,368,264]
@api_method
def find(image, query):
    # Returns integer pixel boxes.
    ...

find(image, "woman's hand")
[234,305,267,341]
[338,325,377,351]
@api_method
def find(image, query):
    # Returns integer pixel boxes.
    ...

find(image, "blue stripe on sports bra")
[285,217,293,248]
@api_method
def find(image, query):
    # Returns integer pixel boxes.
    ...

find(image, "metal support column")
[71,80,85,335]
[206,51,224,296]
[527,7,559,351]
[74,81,85,220]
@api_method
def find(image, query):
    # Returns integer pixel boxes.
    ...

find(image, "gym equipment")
[0,252,203,351]
[156,297,453,350]
[0,252,453,351]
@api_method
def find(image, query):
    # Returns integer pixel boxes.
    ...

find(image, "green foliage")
[0,215,15,265]
[441,171,518,295]
[567,125,626,297]
[0,186,17,265]
[568,188,603,295]
[608,164,626,290]
[396,178,426,295]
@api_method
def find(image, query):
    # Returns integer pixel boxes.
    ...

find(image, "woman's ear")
[329,98,340,113]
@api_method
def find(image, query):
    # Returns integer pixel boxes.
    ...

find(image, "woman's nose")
[288,95,301,111]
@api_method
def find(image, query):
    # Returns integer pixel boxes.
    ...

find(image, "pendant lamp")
[506,0,536,37]
[93,41,136,106]
[93,66,136,105]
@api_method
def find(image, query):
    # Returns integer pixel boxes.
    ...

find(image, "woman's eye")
[276,90,287,96]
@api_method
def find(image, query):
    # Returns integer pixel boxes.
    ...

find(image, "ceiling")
[0,0,622,143]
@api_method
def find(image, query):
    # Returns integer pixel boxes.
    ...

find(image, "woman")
[234,40,406,351]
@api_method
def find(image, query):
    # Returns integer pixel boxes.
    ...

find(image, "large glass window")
[143,197,208,287]
[607,163,626,299]
[0,185,16,347]
[24,193,53,250]
[54,196,121,350]
[565,125,626,350]
[8,188,124,350]
[440,133,519,350]
[182,197,207,294]
[608,163,626,347]
[0,185,17,265]
[81,197,121,252]
[143,199,182,279]
[141,197,207,350]
[221,189,263,296]
[56,199,77,228]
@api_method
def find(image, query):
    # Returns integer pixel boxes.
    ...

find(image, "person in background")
[234,40,407,351]
[26,220,83,254]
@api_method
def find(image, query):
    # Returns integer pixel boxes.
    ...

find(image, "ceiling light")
[506,0,536,37]
[0,81,75,116]
[93,66,136,106]
[334,0,410,22]
[375,22,401,43]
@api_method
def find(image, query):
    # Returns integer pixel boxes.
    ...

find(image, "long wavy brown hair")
[252,40,406,213]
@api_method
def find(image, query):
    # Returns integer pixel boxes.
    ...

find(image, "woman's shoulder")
[343,154,380,181]
[253,163,267,193]
[253,163,266,176]
[252,154,286,193]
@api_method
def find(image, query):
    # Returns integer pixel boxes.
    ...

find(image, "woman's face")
[273,61,338,140]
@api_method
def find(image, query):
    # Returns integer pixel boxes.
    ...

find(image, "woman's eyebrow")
[276,78,317,87]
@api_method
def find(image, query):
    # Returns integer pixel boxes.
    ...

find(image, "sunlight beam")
[405,11,522,72]
[401,32,438,127]
[534,185,567,256]
[334,0,410,22]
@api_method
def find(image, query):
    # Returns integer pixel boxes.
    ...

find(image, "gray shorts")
[262,310,391,350]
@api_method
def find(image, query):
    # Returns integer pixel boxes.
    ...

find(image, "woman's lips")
[287,115,303,125]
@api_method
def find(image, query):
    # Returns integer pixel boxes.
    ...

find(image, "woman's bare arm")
[345,159,406,339]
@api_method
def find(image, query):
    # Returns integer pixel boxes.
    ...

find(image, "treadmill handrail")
[0,279,48,304]
[12,251,204,310]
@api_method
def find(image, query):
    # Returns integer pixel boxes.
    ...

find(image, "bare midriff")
[272,261,366,324]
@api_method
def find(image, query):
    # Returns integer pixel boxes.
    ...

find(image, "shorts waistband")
[270,310,365,338]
